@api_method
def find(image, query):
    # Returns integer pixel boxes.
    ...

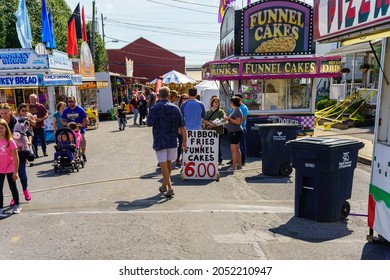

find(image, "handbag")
[203,109,218,129]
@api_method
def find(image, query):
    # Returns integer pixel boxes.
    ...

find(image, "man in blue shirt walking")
[147,86,187,197]
[180,88,206,130]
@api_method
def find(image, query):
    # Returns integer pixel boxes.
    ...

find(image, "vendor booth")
[202,1,341,156]
[313,0,390,242]
[0,46,81,140]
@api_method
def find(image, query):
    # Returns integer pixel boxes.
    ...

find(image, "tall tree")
[0,0,71,50]
[0,0,108,70]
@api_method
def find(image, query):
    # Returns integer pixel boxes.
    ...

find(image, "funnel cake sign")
[241,0,314,56]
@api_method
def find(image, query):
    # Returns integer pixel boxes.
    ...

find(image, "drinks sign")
[241,0,314,56]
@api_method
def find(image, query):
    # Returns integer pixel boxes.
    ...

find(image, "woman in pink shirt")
[0,118,21,215]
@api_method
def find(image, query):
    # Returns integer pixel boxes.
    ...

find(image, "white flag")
[126,57,133,77]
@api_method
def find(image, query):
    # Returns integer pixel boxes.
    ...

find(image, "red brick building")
[107,37,185,82]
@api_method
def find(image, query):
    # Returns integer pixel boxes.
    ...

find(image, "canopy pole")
[370,41,389,85]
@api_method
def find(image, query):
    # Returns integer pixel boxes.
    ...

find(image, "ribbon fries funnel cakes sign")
[241,0,314,56]
[182,130,219,180]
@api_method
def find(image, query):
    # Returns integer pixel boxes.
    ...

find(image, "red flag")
[82,5,87,42]
[67,18,78,55]
[155,76,163,96]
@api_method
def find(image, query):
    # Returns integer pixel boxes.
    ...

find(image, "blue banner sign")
[72,74,83,85]
[43,74,73,86]
[0,75,42,87]
[48,50,73,71]
[0,49,48,69]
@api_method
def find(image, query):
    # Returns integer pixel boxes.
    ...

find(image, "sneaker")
[82,154,87,162]
[237,166,242,170]
[159,186,167,192]
[226,160,232,165]
[164,189,174,197]
[226,167,236,172]
[0,208,5,218]
[10,199,14,207]
[242,162,246,166]
[29,162,34,167]
[13,204,22,214]
[43,152,48,157]
[24,190,31,201]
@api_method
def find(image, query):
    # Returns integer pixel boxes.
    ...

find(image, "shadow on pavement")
[361,242,390,260]
[115,192,170,211]
[245,174,292,184]
[269,216,352,242]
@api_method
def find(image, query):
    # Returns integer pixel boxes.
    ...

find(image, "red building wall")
[107,37,185,82]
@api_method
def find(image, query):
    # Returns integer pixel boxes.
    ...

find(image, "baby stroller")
[53,127,84,173]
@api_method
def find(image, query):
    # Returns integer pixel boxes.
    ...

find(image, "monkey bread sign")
[313,0,390,42]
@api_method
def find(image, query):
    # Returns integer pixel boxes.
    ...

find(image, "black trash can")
[258,123,298,176]
[245,116,270,157]
[286,137,364,222]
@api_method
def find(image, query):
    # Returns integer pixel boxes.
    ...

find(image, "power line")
[170,0,218,8]
[145,0,215,15]
[103,21,218,38]
[104,35,215,55]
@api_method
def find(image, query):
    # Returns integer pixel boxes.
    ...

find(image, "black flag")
[68,3,82,39]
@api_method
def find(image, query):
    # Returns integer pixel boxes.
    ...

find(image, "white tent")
[150,70,196,84]
[195,80,220,110]
[194,80,219,95]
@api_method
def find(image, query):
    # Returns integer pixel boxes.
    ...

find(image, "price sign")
[182,130,219,180]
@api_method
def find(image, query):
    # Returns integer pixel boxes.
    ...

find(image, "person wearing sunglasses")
[61,97,88,162]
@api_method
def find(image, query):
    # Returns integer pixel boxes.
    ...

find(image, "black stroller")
[53,127,84,173]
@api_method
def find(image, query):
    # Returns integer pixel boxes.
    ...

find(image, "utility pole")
[91,0,96,61]
[101,13,105,46]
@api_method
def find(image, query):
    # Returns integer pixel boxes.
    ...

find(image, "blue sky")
[65,0,314,66]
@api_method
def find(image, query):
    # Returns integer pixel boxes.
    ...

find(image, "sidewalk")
[313,126,374,166]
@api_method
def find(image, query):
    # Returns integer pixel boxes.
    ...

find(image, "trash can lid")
[286,137,364,149]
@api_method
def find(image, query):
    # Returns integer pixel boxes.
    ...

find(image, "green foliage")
[94,34,107,72]
[0,0,71,51]
[316,98,336,110]
[0,0,108,71]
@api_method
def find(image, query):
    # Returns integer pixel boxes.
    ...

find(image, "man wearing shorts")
[147,86,187,197]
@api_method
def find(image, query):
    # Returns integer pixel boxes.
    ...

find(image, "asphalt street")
[0,118,389,260]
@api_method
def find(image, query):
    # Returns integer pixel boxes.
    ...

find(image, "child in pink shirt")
[68,122,82,149]
[0,119,21,215]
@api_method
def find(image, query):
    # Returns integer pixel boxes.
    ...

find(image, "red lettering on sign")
[375,0,390,18]
[328,0,336,33]
[346,0,356,27]
[359,0,370,23]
